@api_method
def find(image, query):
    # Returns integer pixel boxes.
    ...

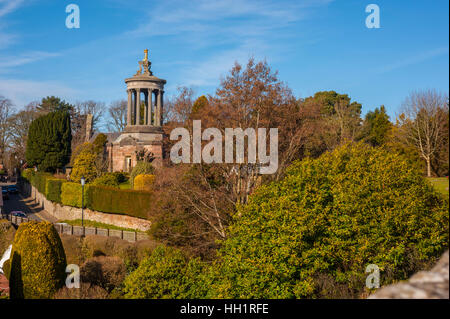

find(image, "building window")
[125,156,132,172]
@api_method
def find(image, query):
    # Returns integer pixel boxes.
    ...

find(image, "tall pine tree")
[26,110,72,172]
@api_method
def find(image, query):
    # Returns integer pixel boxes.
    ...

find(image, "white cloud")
[0,51,61,72]
[0,78,79,107]
[0,0,24,17]
[376,47,449,74]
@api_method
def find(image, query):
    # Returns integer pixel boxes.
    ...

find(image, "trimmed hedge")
[9,221,67,299]
[45,179,65,204]
[21,169,152,220]
[89,186,151,219]
[61,182,91,208]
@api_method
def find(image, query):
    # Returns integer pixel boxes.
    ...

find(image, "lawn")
[119,181,131,190]
[59,219,141,232]
[427,177,449,197]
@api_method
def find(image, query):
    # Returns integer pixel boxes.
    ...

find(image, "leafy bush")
[134,174,155,191]
[30,172,53,194]
[61,182,90,208]
[212,142,449,298]
[53,283,109,299]
[0,219,15,255]
[21,168,34,182]
[122,245,212,299]
[9,221,67,299]
[70,150,98,183]
[130,161,154,188]
[80,256,126,293]
[88,186,152,219]
[92,172,128,188]
[45,178,65,203]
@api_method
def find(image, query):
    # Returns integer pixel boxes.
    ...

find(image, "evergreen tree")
[359,105,392,147]
[25,110,72,172]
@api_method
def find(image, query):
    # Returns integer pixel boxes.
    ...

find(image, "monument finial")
[135,49,152,76]
[143,49,148,61]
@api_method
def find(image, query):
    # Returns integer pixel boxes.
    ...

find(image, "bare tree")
[399,89,449,177]
[0,96,13,165]
[106,100,127,132]
[7,101,39,163]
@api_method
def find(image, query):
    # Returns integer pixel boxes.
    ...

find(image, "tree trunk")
[426,157,431,177]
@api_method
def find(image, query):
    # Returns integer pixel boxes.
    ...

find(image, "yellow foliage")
[134,174,155,191]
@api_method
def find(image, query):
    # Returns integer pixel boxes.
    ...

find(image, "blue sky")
[0,0,448,126]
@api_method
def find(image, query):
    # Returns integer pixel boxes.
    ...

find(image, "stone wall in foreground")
[369,250,449,299]
[27,184,151,232]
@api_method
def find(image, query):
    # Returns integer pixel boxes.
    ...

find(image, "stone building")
[105,50,166,172]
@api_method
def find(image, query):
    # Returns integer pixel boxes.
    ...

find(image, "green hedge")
[45,179,65,204]
[61,182,91,208]
[21,170,152,220]
[88,186,151,219]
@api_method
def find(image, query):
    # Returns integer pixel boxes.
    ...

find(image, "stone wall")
[369,250,449,299]
[26,184,151,232]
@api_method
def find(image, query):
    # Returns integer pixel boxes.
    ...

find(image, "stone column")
[136,88,141,125]
[156,90,163,126]
[155,90,160,126]
[127,89,132,126]
[148,90,153,125]
[144,90,148,125]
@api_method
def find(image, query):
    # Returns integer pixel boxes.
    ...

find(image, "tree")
[212,143,449,298]
[71,100,105,149]
[70,133,108,182]
[398,89,448,177]
[37,96,73,114]
[0,95,13,165]
[9,221,67,299]
[7,102,39,163]
[358,105,392,147]
[106,100,127,132]
[25,110,72,172]
[302,91,362,154]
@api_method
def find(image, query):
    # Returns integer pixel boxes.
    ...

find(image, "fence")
[0,214,148,242]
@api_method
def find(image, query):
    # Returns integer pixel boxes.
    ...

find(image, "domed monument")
[105,50,166,172]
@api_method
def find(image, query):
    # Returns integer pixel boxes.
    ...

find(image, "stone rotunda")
[106,49,166,172]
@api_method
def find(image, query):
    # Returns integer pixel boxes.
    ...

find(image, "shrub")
[212,142,449,299]
[30,172,53,194]
[80,256,126,293]
[45,178,65,203]
[53,283,109,299]
[0,219,15,255]
[9,221,67,299]
[92,172,128,188]
[88,186,151,219]
[21,168,34,182]
[2,259,11,280]
[130,161,154,188]
[122,245,212,299]
[70,150,98,183]
[61,182,90,208]
[134,174,155,191]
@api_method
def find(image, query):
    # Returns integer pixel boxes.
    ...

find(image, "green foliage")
[190,95,209,118]
[21,168,34,181]
[38,96,73,113]
[134,174,155,191]
[45,178,65,204]
[9,221,67,299]
[359,105,392,147]
[130,161,154,188]
[0,220,16,259]
[30,172,53,194]
[61,182,90,208]
[212,142,449,298]
[122,245,212,299]
[25,110,72,172]
[70,147,98,183]
[88,186,151,219]
[92,172,128,188]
